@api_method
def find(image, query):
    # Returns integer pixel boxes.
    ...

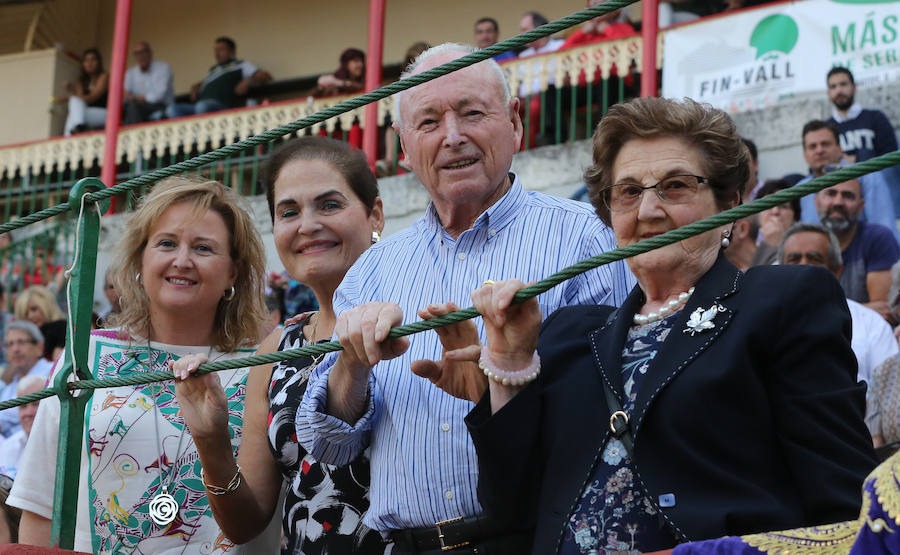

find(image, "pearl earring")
[721,230,731,249]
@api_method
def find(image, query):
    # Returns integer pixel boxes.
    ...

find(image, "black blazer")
[467,255,878,553]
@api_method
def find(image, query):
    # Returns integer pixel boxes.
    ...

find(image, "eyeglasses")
[601,175,710,213]
[4,339,35,349]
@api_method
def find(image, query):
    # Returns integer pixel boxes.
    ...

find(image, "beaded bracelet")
[478,350,541,386]
[201,464,242,496]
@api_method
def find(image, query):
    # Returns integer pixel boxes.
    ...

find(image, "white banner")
[662,0,900,112]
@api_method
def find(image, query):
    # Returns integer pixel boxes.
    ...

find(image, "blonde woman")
[9,177,281,553]
[14,286,66,362]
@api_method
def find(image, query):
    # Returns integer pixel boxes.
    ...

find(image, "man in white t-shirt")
[123,41,174,124]
[778,223,899,385]
[0,322,52,438]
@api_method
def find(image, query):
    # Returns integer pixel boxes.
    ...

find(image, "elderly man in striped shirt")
[298,43,634,554]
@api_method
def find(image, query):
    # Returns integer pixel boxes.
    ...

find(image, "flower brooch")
[683,303,726,336]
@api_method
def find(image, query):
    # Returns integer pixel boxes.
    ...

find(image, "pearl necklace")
[633,287,695,326]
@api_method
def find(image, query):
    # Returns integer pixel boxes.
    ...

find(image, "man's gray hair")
[777,222,844,272]
[17,374,45,395]
[6,320,44,344]
[394,42,511,127]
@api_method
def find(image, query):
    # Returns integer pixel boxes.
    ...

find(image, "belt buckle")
[435,516,469,551]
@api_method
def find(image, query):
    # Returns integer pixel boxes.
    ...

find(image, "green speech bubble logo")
[750,14,799,59]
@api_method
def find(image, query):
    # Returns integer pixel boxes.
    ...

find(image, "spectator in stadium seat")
[867,354,900,449]
[755,179,801,266]
[0,322,51,439]
[518,12,565,147]
[123,41,174,124]
[796,120,900,243]
[814,176,900,320]
[0,375,46,479]
[826,66,900,220]
[779,222,898,386]
[559,0,636,97]
[166,36,272,118]
[517,11,564,96]
[474,17,516,62]
[13,286,65,363]
[560,1,634,48]
[316,48,366,96]
[62,48,108,135]
[826,67,898,163]
[723,215,760,271]
[97,267,121,327]
[742,137,765,200]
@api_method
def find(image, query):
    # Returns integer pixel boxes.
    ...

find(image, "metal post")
[49,178,109,548]
[362,0,386,170]
[641,0,659,97]
[100,0,133,214]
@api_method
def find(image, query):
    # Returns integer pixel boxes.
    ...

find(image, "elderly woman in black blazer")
[450,97,877,554]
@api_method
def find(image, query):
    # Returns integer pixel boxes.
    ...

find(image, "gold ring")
[482,280,496,287]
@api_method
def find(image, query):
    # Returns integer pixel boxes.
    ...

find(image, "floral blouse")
[561,316,679,554]
[267,315,387,555]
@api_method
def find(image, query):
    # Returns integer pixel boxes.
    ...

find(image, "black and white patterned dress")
[267,314,388,554]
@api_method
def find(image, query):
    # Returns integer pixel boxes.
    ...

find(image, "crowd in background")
[55,0,760,138]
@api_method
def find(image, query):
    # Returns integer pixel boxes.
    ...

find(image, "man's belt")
[390,515,503,552]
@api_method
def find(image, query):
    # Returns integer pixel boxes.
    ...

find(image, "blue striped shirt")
[297,175,635,532]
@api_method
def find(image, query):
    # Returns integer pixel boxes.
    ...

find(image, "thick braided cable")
[0,0,633,236]
[0,151,877,399]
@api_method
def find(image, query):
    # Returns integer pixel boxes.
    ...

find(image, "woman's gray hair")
[777,222,844,272]
[394,42,511,127]
[6,320,44,344]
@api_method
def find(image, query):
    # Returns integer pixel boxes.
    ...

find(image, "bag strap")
[600,378,634,456]
[600,376,688,542]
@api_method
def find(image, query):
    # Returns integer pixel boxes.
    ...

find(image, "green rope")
[1,152,897,410]
[0,0,633,236]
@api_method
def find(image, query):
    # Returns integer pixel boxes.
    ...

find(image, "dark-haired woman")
[174,137,388,553]
[63,48,108,135]
[316,48,366,96]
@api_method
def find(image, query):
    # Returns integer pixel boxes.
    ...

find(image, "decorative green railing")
[0,0,897,550]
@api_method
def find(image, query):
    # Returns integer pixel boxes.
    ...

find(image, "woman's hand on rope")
[172,353,229,443]
[411,302,487,403]
[471,279,542,375]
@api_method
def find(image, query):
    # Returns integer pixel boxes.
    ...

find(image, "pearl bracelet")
[478,351,541,386]
[201,464,242,496]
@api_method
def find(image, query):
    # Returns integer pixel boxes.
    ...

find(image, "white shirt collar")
[832,102,862,123]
